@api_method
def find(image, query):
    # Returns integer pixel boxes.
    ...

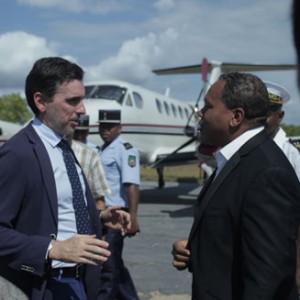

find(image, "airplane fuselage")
[84,80,196,165]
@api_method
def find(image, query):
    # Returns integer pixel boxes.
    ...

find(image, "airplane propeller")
[150,58,210,169]
[184,57,209,129]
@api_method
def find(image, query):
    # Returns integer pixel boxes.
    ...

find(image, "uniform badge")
[128,155,136,167]
[290,138,300,152]
[123,142,133,150]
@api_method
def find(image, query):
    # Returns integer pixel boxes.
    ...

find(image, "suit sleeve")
[241,166,300,299]
[0,144,51,277]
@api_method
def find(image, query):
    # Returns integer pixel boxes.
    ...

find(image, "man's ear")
[34,92,47,113]
[230,108,245,127]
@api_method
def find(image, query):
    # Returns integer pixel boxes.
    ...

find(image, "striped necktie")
[58,139,93,234]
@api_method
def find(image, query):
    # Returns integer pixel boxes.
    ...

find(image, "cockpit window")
[84,85,127,104]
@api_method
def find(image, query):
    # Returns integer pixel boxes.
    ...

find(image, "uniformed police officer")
[98,109,140,300]
[264,81,300,180]
[264,81,300,298]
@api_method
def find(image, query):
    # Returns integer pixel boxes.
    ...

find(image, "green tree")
[0,93,32,124]
[281,124,300,136]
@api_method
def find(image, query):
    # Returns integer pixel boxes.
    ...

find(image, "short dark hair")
[25,57,84,115]
[219,72,269,123]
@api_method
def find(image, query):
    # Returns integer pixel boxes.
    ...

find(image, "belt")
[50,264,85,278]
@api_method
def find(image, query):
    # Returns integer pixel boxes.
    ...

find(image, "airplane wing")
[153,151,198,167]
[153,62,297,75]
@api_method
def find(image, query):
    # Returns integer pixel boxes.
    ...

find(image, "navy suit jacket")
[0,123,102,299]
[188,130,300,300]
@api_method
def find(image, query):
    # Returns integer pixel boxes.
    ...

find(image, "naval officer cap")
[98,109,121,124]
[264,81,290,107]
[76,114,90,130]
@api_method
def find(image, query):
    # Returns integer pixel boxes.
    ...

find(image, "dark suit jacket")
[0,123,103,300]
[188,130,300,300]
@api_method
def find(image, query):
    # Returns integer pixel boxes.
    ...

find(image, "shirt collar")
[214,126,264,172]
[32,117,62,147]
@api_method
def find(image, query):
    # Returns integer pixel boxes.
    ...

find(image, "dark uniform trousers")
[99,227,139,300]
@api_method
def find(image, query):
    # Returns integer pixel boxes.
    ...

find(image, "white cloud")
[85,29,179,84]
[3,0,299,124]
[154,0,175,11]
[0,32,60,90]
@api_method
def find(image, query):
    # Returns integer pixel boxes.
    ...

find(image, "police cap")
[98,110,121,124]
[264,81,290,107]
[76,114,89,130]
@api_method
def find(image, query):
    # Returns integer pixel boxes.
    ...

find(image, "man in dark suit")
[0,57,130,300]
[172,72,300,300]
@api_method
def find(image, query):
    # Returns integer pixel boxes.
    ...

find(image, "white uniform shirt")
[273,127,300,180]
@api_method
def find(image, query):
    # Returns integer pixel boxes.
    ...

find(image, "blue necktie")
[59,139,93,235]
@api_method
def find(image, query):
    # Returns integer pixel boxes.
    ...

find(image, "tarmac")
[123,180,202,300]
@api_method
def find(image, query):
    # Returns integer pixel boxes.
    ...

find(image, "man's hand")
[48,234,111,266]
[172,239,190,271]
[101,206,131,236]
[126,214,140,237]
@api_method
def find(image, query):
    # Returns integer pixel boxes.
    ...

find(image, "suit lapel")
[188,152,240,245]
[187,130,269,245]
[26,125,58,226]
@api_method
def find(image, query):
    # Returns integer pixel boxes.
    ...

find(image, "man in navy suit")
[172,72,300,299]
[0,57,130,300]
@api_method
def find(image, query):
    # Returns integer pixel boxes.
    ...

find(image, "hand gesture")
[101,206,131,236]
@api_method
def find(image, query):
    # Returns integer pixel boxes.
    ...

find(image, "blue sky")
[0,0,299,124]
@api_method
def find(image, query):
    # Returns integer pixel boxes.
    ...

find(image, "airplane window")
[171,103,177,117]
[184,108,190,119]
[133,92,143,109]
[164,102,170,115]
[156,99,162,113]
[178,106,183,118]
[84,85,126,104]
[125,94,133,106]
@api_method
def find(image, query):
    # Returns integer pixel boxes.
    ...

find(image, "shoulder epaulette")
[289,138,300,152]
[123,142,133,150]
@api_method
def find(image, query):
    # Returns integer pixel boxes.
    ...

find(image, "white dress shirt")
[214,127,264,178]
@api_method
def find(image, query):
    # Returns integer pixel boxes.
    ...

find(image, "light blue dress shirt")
[32,118,87,268]
[99,135,140,207]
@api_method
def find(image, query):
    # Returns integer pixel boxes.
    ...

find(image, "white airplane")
[83,59,297,168]
[84,80,197,167]
[0,120,22,146]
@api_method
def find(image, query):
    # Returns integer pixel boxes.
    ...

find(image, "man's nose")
[197,108,203,118]
[77,101,86,114]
